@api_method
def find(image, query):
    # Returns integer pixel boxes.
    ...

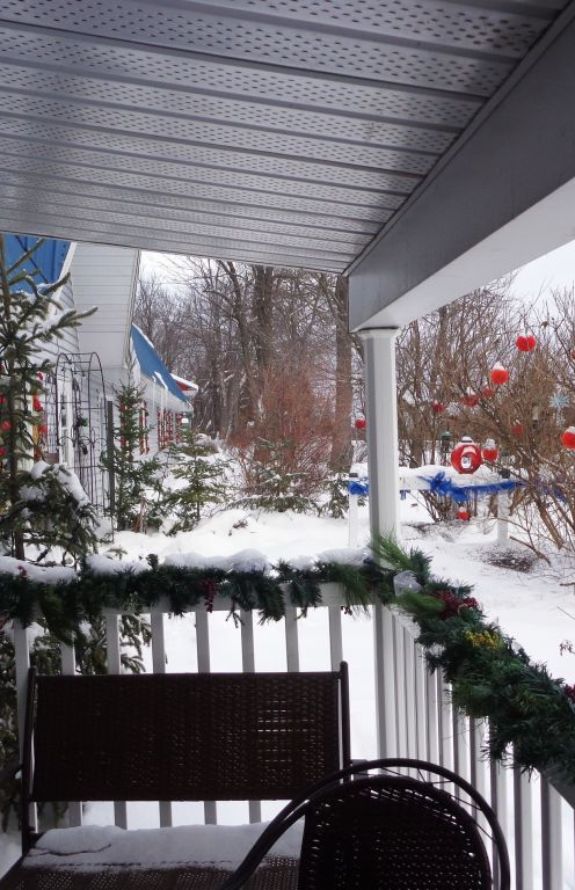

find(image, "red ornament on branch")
[481,385,495,399]
[561,426,575,450]
[0,420,11,433]
[511,421,524,438]
[431,400,445,414]
[490,363,509,385]
[450,436,482,474]
[32,396,43,413]
[354,417,366,430]
[456,508,471,522]
[461,388,479,408]
[481,439,499,462]
[516,334,536,352]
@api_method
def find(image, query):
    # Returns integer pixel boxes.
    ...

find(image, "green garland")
[372,538,575,786]
[1,540,575,784]
[0,555,395,642]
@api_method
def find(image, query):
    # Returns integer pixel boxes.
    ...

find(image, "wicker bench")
[1,664,350,889]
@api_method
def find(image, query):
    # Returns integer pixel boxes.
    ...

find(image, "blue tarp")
[3,234,71,286]
[131,324,187,404]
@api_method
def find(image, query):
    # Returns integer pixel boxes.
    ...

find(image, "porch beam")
[348,3,575,329]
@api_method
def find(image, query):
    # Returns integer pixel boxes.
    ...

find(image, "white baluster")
[151,605,172,828]
[195,607,216,825]
[241,610,261,824]
[105,611,127,829]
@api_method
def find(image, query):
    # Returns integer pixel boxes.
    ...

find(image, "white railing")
[379,606,575,890]
[11,587,575,889]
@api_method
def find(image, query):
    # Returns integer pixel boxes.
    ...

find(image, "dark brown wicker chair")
[222,758,511,890]
[0,664,350,890]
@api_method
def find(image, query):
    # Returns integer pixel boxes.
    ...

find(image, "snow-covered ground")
[2,492,575,880]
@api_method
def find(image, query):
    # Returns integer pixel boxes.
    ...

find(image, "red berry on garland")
[431,400,445,414]
[516,334,536,352]
[561,426,575,450]
[564,684,575,704]
[355,417,366,430]
[0,420,11,433]
[456,508,471,521]
[0,446,5,458]
[490,363,509,385]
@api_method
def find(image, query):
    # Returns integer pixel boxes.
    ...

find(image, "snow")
[25,822,303,871]
[84,554,149,576]
[0,555,75,584]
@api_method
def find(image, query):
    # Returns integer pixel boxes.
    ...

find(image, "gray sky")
[510,240,575,302]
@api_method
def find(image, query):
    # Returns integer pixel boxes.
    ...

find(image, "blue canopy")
[2,234,71,285]
[131,324,187,404]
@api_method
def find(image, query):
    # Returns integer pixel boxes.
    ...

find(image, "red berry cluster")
[200,578,218,613]
[564,685,575,704]
[432,589,478,619]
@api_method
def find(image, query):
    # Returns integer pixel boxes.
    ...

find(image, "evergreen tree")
[164,429,228,533]
[0,236,98,562]
[102,374,165,532]
[242,437,317,513]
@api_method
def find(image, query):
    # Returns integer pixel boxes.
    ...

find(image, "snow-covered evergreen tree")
[0,236,98,562]
[102,374,165,532]
[165,429,228,533]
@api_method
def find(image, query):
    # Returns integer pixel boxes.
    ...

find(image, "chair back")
[26,665,350,805]
[298,774,492,889]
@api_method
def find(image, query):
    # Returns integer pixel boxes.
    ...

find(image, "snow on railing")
[12,588,575,889]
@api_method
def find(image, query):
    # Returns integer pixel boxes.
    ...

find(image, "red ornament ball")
[511,422,524,438]
[482,439,499,462]
[32,396,43,413]
[0,446,5,458]
[431,400,445,414]
[450,437,482,474]
[481,385,495,399]
[461,389,479,408]
[38,424,47,436]
[516,334,536,352]
[354,417,366,430]
[561,426,575,450]
[457,508,471,522]
[0,420,11,433]
[490,363,509,385]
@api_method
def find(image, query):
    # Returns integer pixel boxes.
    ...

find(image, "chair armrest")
[0,760,21,786]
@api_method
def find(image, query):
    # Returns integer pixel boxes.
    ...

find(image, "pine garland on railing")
[0,554,395,642]
[1,539,575,783]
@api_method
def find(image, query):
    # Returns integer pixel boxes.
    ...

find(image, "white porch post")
[359,328,401,758]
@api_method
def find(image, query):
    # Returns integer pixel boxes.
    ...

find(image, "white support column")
[360,327,401,757]
[359,328,401,541]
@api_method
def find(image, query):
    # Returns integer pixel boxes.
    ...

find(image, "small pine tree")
[0,236,98,562]
[164,429,228,533]
[242,437,317,513]
[322,473,349,519]
[102,374,166,532]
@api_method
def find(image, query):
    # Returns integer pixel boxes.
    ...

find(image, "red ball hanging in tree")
[431,400,445,414]
[561,426,575,449]
[456,507,471,521]
[0,420,11,433]
[461,388,479,408]
[354,417,366,430]
[516,334,536,352]
[481,439,499,462]
[490,363,509,385]
[511,421,524,438]
[32,396,43,413]
[481,385,495,399]
[450,436,482,474]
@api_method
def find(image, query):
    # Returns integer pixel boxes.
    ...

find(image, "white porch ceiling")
[0,0,571,274]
